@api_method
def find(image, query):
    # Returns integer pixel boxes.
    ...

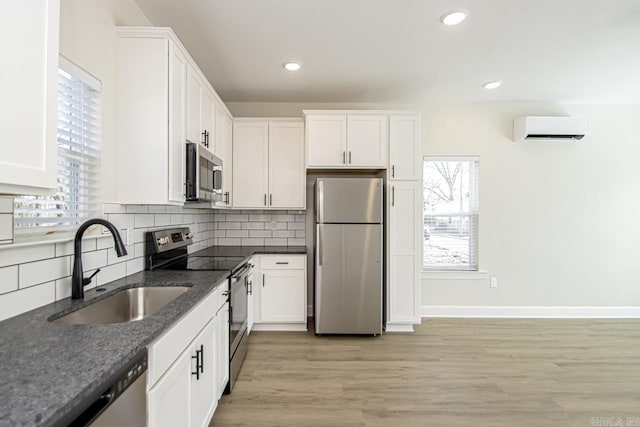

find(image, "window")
[423,157,479,270]
[14,56,101,230]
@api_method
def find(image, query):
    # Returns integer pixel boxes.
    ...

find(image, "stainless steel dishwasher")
[62,352,147,427]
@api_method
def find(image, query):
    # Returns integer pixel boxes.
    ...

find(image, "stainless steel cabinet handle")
[342,151,346,164]
[391,165,395,178]
[247,280,252,295]
[262,273,265,287]
[269,194,273,206]
[392,186,395,207]
[275,261,289,265]
[199,344,204,374]
[349,151,352,164]
[264,194,267,206]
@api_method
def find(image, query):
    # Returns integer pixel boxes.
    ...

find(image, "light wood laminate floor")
[211,319,640,426]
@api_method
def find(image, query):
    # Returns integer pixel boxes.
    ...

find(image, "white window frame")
[423,156,479,271]
[13,56,102,238]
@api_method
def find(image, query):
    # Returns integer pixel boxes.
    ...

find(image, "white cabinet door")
[216,303,229,398]
[232,121,269,208]
[222,113,233,206]
[388,181,421,324]
[201,88,215,152]
[247,267,255,333]
[148,348,191,427]
[190,318,217,427]
[186,65,203,145]
[306,115,347,167]
[268,122,305,209]
[168,42,187,203]
[261,270,306,323]
[389,115,421,181]
[0,0,59,195]
[347,115,387,167]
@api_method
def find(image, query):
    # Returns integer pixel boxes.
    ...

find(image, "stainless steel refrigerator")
[315,177,383,335]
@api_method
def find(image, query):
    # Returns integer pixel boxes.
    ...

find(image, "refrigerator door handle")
[317,180,325,223]
[317,225,323,266]
[392,185,395,207]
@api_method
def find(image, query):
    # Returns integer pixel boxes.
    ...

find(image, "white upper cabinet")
[186,65,204,146]
[347,115,387,167]
[305,112,388,168]
[389,115,421,181]
[116,27,232,205]
[232,121,269,208]
[306,115,346,167]
[268,122,305,208]
[216,103,233,206]
[233,119,305,209]
[0,0,60,195]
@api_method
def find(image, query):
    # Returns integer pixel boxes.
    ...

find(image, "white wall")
[228,102,640,309]
[59,0,152,202]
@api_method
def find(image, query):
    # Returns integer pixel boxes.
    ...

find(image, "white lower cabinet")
[387,181,422,330]
[147,281,229,427]
[147,348,191,427]
[251,255,307,331]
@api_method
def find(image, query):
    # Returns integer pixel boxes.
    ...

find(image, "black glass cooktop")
[159,256,246,271]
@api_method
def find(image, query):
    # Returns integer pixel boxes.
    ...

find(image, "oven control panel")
[147,227,194,254]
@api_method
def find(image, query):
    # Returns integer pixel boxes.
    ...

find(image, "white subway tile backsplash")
[287,222,305,230]
[264,238,287,246]
[218,238,241,245]
[0,281,55,322]
[55,277,71,300]
[107,213,134,230]
[241,238,264,246]
[276,223,288,230]
[155,215,171,227]
[0,244,55,268]
[82,249,108,271]
[134,214,155,228]
[126,205,148,214]
[295,230,306,238]
[241,222,264,230]
[219,222,241,230]
[0,203,217,320]
[107,245,134,265]
[102,203,127,214]
[272,214,294,222]
[226,214,248,222]
[287,238,305,246]
[272,230,295,238]
[0,266,18,295]
[19,257,71,289]
[226,230,248,238]
[126,257,144,276]
[95,262,127,286]
[249,214,271,222]
[249,230,272,238]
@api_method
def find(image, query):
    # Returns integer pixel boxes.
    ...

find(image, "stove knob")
[186,232,194,240]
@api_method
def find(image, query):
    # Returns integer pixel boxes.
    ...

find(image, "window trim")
[422,155,480,272]
[13,55,102,240]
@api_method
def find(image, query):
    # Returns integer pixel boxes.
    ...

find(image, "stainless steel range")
[145,227,253,393]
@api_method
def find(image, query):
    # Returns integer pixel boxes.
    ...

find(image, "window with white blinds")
[14,56,101,229]
[423,157,479,270]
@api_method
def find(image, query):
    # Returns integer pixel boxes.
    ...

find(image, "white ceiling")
[133,0,640,104]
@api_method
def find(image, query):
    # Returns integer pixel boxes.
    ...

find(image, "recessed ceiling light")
[440,10,467,26]
[483,80,503,90]
[284,62,302,71]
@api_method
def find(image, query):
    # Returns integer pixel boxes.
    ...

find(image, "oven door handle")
[231,263,253,280]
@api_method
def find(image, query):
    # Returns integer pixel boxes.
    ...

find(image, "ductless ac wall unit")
[513,116,589,141]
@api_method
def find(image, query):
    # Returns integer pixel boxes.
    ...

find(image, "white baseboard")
[421,305,640,318]
[385,323,415,333]
[251,323,308,332]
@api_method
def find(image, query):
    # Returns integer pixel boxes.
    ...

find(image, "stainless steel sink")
[51,286,189,325]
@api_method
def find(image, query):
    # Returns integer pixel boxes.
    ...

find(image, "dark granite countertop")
[193,245,307,257]
[0,269,229,427]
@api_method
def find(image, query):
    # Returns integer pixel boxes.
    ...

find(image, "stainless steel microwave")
[186,142,223,202]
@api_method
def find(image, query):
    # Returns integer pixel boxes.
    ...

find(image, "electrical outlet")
[490,277,498,288]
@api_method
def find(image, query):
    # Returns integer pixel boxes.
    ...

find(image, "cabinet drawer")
[260,255,304,270]
[147,283,221,388]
